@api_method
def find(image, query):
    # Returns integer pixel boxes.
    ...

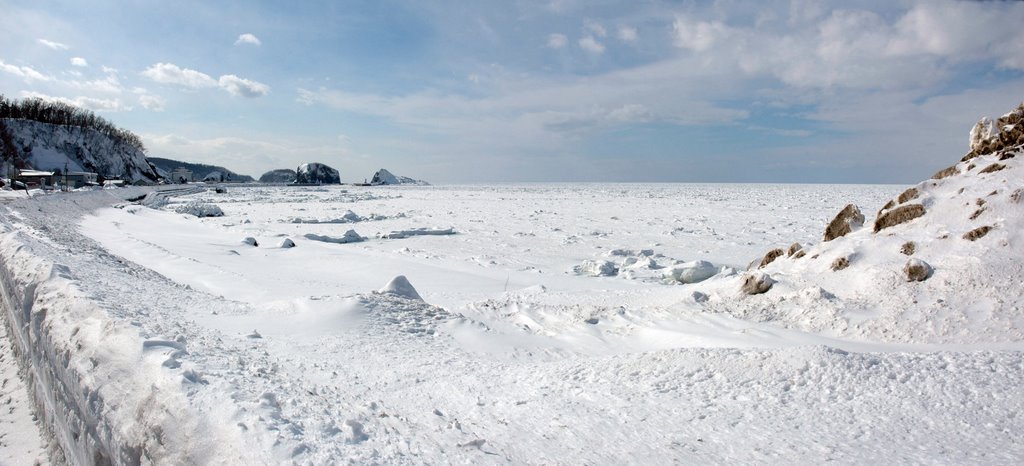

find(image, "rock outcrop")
[296,163,341,184]
[370,169,429,186]
[259,169,297,183]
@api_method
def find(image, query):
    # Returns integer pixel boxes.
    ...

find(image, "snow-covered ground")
[3,178,1024,463]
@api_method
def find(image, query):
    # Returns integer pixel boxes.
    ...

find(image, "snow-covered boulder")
[573,259,619,277]
[741,272,774,295]
[904,258,932,282]
[175,201,224,217]
[279,238,296,248]
[295,163,341,184]
[242,237,258,247]
[1,118,159,183]
[970,117,997,154]
[258,169,297,183]
[378,275,423,300]
[664,260,718,284]
[370,168,429,186]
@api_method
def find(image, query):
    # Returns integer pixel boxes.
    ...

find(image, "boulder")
[904,258,932,282]
[874,204,925,233]
[740,272,775,295]
[824,204,865,241]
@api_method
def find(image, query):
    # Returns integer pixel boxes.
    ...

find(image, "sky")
[1,0,1023,184]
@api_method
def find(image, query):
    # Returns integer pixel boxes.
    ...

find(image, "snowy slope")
[720,103,1024,345]
[2,118,159,183]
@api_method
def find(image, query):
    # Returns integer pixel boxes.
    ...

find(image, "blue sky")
[1,0,1023,183]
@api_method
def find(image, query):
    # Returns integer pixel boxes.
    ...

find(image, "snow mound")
[303,230,364,244]
[278,238,296,248]
[175,201,224,217]
[664,260,719,284]
[377,275,423,300]
[369,169,430,186]
[573,259,618,277]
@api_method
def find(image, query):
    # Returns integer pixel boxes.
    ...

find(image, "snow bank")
[0,224,243,464]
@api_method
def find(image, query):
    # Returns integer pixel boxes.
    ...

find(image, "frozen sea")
[4,182,1024,464]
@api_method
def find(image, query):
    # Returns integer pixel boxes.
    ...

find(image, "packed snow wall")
[0,188,240,465]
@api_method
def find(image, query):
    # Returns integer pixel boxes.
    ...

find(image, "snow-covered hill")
[2,118,159,183]
[370,168,429,186]
[723,102,1024,344]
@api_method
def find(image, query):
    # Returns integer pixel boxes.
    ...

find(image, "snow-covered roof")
[17,170,54,177]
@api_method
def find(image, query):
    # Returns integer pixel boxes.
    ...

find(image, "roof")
[17,170,54,177]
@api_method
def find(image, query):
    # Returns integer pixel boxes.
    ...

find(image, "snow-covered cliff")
[2,118,159,183]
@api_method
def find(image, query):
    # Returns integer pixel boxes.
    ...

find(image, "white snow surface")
[3,170,1024,463]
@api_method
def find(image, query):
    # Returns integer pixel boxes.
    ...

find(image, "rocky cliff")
[1,118,159,183]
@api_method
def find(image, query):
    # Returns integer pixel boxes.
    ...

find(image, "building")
[62,171,98,189]
[15,170,54,189]
[170,167,193,184]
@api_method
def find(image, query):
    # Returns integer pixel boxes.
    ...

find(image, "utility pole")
[63,161,68,192]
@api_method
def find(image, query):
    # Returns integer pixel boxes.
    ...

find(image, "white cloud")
[672,16,732,52]
[235,33,262,46]
[617,27,637,42]
[218,74,270,98]
[70,74,123,94]
[138,94,166,111]
[20,91,129,112]
[584,19,606,37]
[547,33,568,49]
[0,59,51,82]
[578,36,604,54]
[37,38,68,50]
[70,57,88,67]
[102,66,118,74]
[142,62,217,88]
[142,62,269,97]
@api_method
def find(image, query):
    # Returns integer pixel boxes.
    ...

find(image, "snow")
[2,157,1024,463]
[377,275,423,301]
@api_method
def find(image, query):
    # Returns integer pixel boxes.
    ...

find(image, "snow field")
[2,178,1024,463]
